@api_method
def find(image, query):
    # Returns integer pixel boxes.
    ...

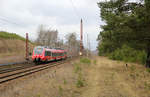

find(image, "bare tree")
[36,25,58,48]
[36,24,44,45]
[65,32,80,56]
[36,25,80,56]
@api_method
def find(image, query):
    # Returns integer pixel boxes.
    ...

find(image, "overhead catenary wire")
[0,16,22,26]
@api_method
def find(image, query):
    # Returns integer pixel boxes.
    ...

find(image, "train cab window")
[45,51,48,56]
[34,48,43,55]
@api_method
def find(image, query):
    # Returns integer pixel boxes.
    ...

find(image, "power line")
[0,16,21,26]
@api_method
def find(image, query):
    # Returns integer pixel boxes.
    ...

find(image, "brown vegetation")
[1,56,150,97]
[0,38,34,64]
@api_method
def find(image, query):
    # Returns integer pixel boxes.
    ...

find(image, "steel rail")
[0,60,56,74]
[0,59,68,84]
[0,64,35,74]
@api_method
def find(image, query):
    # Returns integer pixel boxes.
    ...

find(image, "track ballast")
[0,59,69,84]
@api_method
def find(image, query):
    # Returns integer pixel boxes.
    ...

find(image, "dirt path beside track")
[79,56,150,97]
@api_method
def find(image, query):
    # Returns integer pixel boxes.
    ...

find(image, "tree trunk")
[146,43,150,68]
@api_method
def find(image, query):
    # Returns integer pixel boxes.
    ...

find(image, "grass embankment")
[0,31,34,44]
[0,31,34,57]
[0,31,26,41]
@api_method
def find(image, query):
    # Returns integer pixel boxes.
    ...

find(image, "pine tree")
[97,0,150,67]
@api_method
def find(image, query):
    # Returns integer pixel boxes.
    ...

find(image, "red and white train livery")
[32,46,67,63]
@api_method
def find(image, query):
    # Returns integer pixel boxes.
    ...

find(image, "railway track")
[0,64,35,74]
[0,61,55,74]
[0,59,69,84]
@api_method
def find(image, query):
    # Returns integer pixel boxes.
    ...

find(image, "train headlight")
[79,52,82,56]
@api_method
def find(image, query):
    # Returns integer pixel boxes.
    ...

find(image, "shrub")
[76,73,84,88]
[144,82,150,90]
[80,57,91,65]
[74,63,81,73]
[58,85,63,96]
[146,68,150,73]
[63,78,67,85]
[130,65,136,72]
[109,45,147,64]
[76,78,84,88]
[93,60,97,65]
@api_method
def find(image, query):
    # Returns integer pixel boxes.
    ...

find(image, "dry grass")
[0,59,82,97]
[0,56,150,97]
[0,38,34,64]
[80,56,150,97]
[0,38,34,55]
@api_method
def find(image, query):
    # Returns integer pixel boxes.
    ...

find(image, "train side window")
[45,51,51,56]
[48,51,51,56]
[45,51,48,56]
[52,53,54,57]
[55,53,57,57]
[53,53,56,57]
[48,51,49,56]
[49,51,52,56]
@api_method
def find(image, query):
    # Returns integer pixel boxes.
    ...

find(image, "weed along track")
[0,59,70,84]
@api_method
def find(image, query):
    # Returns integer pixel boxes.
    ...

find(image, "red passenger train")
[32,46,67,63]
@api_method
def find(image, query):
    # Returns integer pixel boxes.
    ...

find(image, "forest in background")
[97,0,150,66]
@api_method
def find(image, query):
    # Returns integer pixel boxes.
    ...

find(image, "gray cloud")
[0,0,103,50]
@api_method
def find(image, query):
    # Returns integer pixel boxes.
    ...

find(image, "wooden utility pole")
[26,33,29,60]
[80,19,83,56]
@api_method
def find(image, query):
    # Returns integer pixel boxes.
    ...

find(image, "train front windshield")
[34,48,43,55]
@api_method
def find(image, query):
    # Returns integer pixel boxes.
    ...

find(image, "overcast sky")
[0,0,104,50]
